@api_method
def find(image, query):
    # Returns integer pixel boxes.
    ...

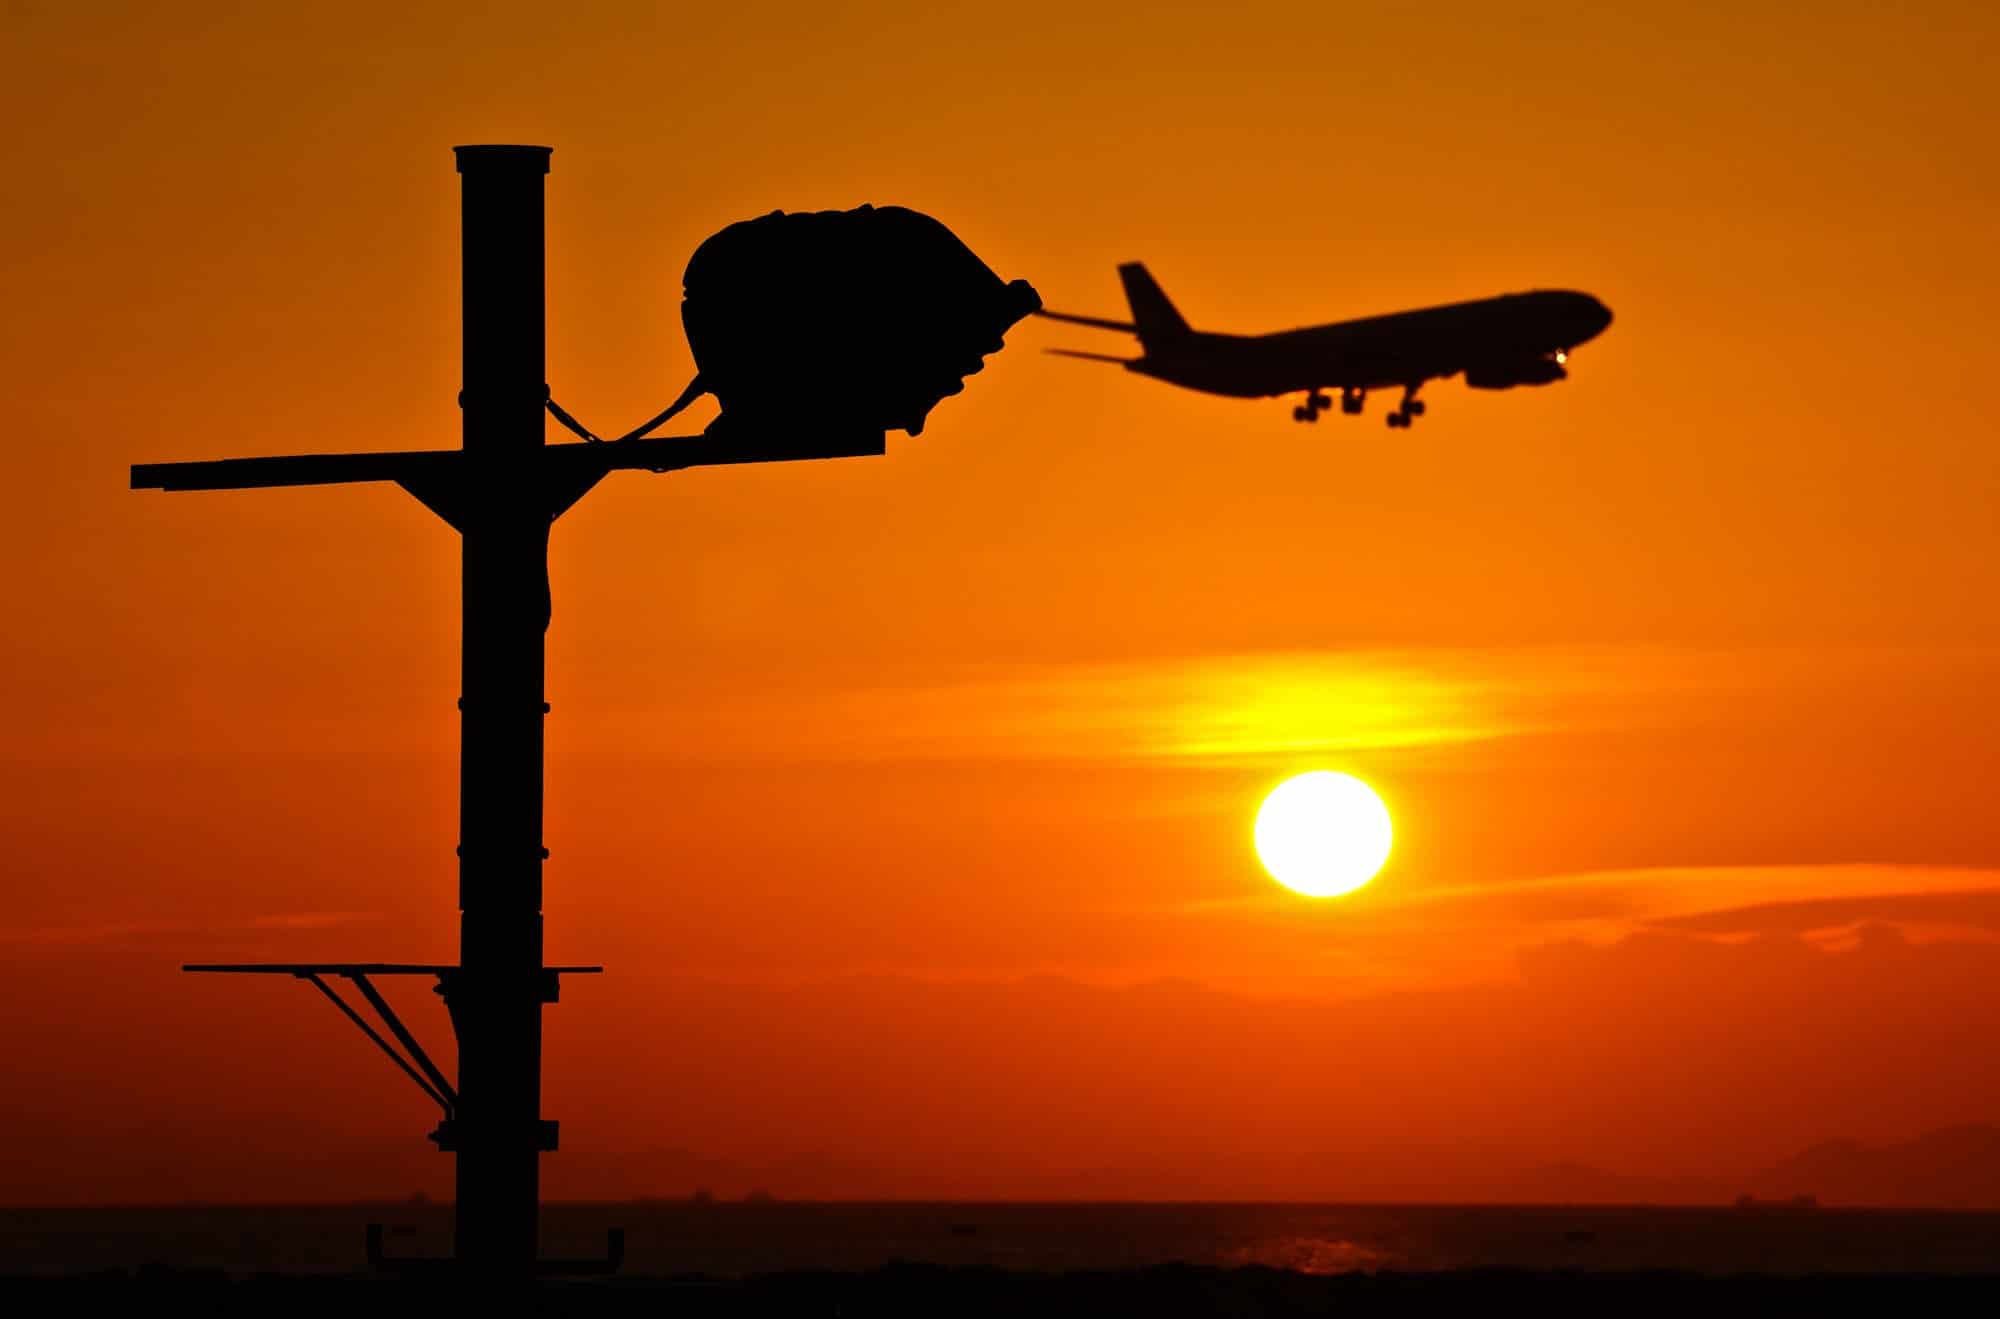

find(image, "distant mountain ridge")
[1751,1125,2000,1209]
[538,1126,2000,1209]
[1516,1125,2000,1208]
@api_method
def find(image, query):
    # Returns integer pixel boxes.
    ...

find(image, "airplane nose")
[1572,293,1613,342]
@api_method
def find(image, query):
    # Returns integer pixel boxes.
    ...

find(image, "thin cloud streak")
[1,910,380,945]
[1152,864,2000,996]
[826,652,1520,762]
[574,645,1749,766]
[1186,862,2000,926]
[1408,863,2000,934]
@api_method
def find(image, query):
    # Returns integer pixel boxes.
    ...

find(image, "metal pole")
[451,143,552,1274]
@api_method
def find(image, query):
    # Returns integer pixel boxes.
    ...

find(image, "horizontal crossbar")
[132,448,457,492]
[131,431,886,493]
[184,963,603,975]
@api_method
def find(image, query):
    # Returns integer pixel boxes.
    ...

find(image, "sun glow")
[1254,771,1393,898]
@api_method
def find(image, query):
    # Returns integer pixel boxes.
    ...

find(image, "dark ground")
[17,1201,2000,1276]
[8,1264,2000,1316]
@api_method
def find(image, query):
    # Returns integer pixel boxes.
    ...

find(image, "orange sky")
[5,2,2000,1203]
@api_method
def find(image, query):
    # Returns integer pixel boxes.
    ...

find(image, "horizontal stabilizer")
[1046,348,1137,364]
[1035,308,1140,333]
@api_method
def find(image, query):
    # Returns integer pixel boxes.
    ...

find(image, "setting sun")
[1255,771,1393,897]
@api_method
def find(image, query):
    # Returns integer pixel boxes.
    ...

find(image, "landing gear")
[1386,384,1425,428]
[1293,387,1369,423]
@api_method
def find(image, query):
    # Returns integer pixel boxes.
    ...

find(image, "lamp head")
[679,206,1040,442]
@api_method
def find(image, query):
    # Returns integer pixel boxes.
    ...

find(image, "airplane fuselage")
[1039,264,1614,426]
[1129,290,1612,398]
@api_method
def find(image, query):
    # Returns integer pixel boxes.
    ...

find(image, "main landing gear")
[1291,387,1367,423]
[1386,385,1426,429]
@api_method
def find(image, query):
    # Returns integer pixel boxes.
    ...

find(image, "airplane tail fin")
[1117,262,1192,352]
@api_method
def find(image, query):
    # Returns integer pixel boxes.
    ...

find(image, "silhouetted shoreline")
[7,1263,2000,1315]
[10,1202,2000,1280]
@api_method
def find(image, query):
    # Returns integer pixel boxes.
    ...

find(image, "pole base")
[365,1223,624,1276]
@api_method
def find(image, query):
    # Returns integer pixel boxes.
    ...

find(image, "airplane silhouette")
[1038,264,1613,426]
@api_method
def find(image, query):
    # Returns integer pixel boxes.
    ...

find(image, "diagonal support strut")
[182,962,599,1122]
[303,973,455,1113]
[342,971,461,1111]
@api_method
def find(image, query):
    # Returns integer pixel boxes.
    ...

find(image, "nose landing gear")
[1386,385,1426,428]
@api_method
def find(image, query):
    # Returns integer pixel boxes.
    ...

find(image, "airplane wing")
[1045,348,1137,364]
[1034,309,1139,333]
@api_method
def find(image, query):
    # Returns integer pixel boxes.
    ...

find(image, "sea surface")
[5,1202,2000,1277]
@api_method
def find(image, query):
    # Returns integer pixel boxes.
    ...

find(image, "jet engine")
[1463,356,1568,390]
[675,205,1041,440]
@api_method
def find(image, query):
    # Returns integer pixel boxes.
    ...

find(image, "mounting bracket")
[181,962,601,1124]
